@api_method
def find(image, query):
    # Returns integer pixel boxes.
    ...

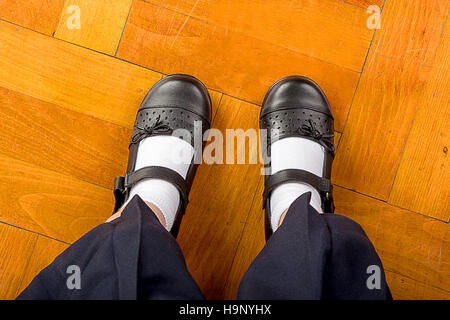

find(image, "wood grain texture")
[177,95,262,299]
[0,87,130,189]
[334,186,449,298]
[0,86,221,190]
[222,178,264,299]
[334,132,342,150]
[0,223,37,299]
[0,154,113,243]
[17,236,69,297]
[0,20,162,128]
[117,0,360,131]
[344,0,384,9]
[224,185,450,299]
[55,0,133,55]
[389,22,450,221]
[386,271,450,300]
[149,0,374,72]
[333,0,448,199]
[0,0,64,35]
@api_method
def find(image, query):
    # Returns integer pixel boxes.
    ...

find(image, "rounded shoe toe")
[261,76,332,118]
[140,74,212,124]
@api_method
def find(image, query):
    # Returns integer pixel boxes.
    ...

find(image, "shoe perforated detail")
[260,108,334,147]
[131,107,209,146]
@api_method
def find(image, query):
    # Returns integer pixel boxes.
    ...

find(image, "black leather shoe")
[260,76,335,240]
[113,74,212,237]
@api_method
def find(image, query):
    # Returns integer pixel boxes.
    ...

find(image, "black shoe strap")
[114,166,189,212]
[263,168,333,210]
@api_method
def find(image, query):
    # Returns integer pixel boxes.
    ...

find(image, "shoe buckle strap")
[113,166,189,213]
[262,168,333,211]
[113,176,126,213]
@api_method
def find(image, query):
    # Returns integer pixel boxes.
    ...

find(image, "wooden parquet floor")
[0,0,448,299]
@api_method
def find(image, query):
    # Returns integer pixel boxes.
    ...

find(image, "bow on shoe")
[298,119,335,153]
[130,115,173,145]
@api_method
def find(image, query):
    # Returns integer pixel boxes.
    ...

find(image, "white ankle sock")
[123,135,193,231]
[269,137,325,232]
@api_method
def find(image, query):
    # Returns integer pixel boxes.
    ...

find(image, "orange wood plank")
[334,186,449,297]
[0,87,221,190]
[0,0,64,35]
[344,0,384,8]
[0,153,113,243]
[225,185,450,299]
[333,0,448,199]
[386,271,450,300]
[0,87,129,189]
[334,132,342,149]
[389,22,450,221]
[0,20,162,128]
[17,236,69,297]
[178,95,262,299]
[149,0,374,72]
[55,0,133,55]
[0,223,37,299]
[222,178,264,299]
[117,0,360,131]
